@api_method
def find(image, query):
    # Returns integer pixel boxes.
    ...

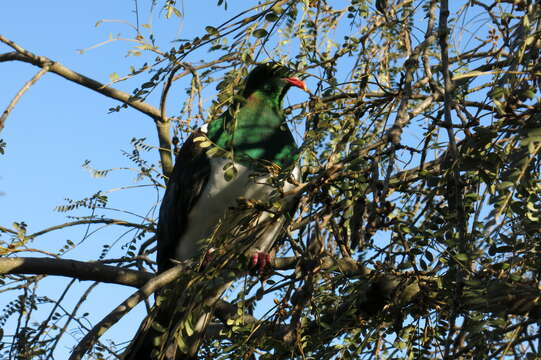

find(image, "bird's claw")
[250,252,272,276]
[200,248,216,270]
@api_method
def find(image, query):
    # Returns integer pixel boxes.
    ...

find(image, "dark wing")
[157,129,211,272]
[124,133,210,359]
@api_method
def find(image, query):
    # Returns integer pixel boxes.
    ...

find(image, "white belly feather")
[176,157,298,261]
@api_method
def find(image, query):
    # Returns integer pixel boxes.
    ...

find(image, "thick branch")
[0,50,162,119]
[0,256,364,291]
[0,257,152,287]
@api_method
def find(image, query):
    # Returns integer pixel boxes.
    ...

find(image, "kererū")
[124,63,307,359]
[157,63,307,272]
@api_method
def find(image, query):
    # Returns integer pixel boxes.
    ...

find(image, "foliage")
[1,0,541,359]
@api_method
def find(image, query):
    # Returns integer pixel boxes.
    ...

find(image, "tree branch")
[0,34,173,176]
[2,253,539,357]
[0,65,49,133]
[0,50,161,119]
[27,218,154,239]
[0,257,152,287]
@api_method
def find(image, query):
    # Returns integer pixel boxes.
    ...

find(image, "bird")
[124,63,308,360]
[157,63,307,272]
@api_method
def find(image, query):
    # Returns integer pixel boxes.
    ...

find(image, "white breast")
[175,157,298,261]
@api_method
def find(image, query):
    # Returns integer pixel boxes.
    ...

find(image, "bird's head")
[242,63,308,101]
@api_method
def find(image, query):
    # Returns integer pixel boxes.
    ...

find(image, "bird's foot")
[200,248,216,270]
[250,252,272,277]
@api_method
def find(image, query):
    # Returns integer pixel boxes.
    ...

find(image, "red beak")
[285,77,308,92]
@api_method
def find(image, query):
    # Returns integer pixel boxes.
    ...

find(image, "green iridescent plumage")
[206,64,300,169]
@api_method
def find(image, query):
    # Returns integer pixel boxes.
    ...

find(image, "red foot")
[200,248,216,269]
[250,252,272,276]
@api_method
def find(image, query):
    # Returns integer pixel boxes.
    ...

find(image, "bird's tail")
[122,281,220,360]
[122,299,169,360]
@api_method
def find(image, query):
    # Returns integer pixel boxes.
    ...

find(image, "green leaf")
[455,253,468,262]
[198,141,213,148]
[271,4,284,14]
[526,201,537,212]
[265,13,279,22]
[172,7,182,17]
[175,331,188,351]
[490,87,505,99]
[253,29,268,38]
[526,212,539,221]
[109,72,119,82]
[206,147,225,157]
[166,5,173,18]
[205,26,219,35]
[136,44,155,51]
[527,128,541,137]
[497,181,514,189]
[184,321,194,336]
[528,141,538,154]
[223,163,238,182]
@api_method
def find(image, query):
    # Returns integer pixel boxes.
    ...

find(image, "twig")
[0,225,17,235]
[0,66,49,133]
[47,282,101,359]
[32,279,76,349]
[27,218,153,239]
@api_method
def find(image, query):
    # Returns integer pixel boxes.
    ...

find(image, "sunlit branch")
[0,257,152,287]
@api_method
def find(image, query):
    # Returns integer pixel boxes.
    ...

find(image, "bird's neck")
[244,90,283,119]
